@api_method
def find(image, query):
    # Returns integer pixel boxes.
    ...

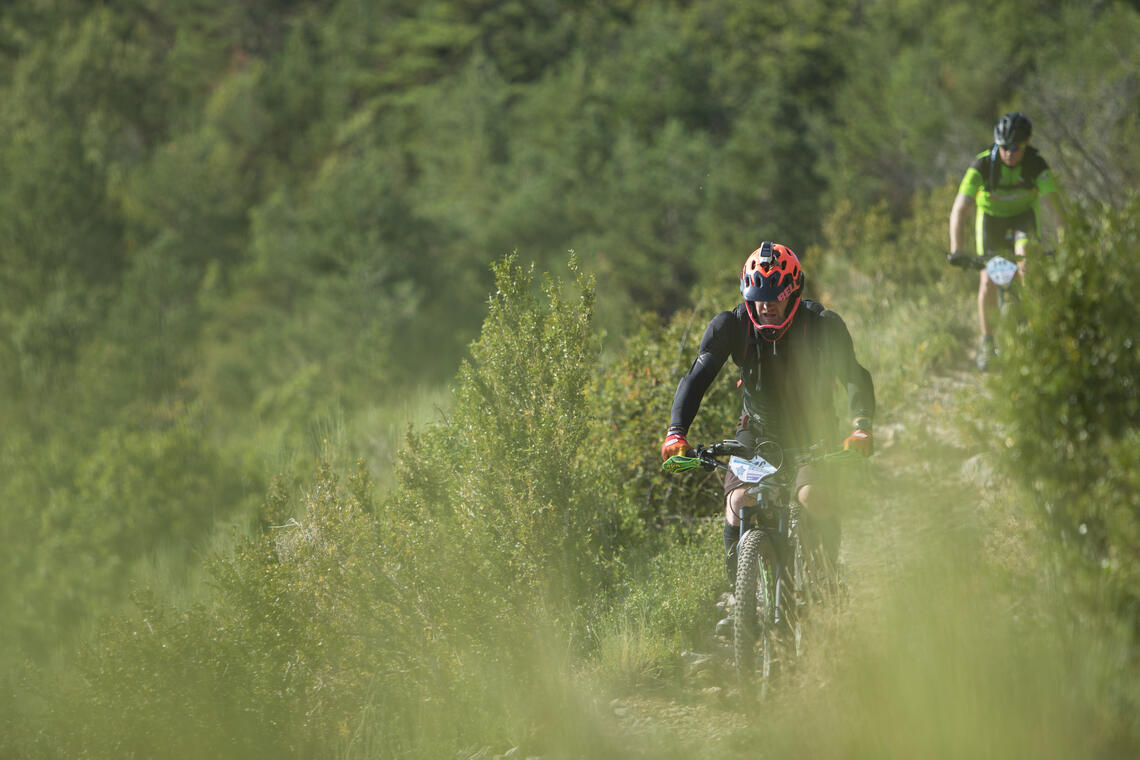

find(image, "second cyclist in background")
[948,111,1062,370]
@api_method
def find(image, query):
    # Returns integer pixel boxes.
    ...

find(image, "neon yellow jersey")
[957,146,1059,218]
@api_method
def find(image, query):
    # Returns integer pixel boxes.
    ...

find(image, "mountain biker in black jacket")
[660,242,875,583]
[949,112,1062,370]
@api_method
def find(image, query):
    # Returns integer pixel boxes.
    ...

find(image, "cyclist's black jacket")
[669,300,875,449]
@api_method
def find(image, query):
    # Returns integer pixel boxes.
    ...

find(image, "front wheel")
[734,530,778,688]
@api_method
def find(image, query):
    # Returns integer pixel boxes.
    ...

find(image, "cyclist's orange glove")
[843,428,873,457]
[661,430,690,462]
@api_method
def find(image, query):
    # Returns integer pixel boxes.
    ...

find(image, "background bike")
[947,250,1022,312]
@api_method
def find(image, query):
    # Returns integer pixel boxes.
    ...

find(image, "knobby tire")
[734,530,778,690]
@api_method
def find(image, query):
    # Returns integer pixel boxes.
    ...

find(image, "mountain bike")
[946,250,1021,311]
[663,439,861,692]
[947,248,1052,369]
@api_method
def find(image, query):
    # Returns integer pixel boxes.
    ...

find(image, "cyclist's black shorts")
[978,207,1037,255]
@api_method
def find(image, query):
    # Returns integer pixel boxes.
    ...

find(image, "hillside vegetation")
[2,1,1139,757]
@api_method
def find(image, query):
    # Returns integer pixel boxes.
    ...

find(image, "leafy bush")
[25,254,647,759]
[0,403,255,664]
[991,193,1140,643]
[36,464,415,760]
[1021,3,1140,209]
[588,280,741,528]
[586,520,722,694]
[392,253,625,628]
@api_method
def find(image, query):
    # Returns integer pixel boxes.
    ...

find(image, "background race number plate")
[986,256,1019,287]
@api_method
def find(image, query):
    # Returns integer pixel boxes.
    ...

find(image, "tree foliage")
[2,0,1140,755]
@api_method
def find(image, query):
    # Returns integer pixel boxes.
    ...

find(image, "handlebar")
[946,251,990,270]
[946,248,1054,270]
[662,439,749,473]
[947,251,1020,270]
[662,439,862,474]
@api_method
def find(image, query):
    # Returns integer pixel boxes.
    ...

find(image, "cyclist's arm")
[668,311,735,434]
[949,193,975,254]
[950,164,985,254]
[823,311,876,425]
[844,358,875,426]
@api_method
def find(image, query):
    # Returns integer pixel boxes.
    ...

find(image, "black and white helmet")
[994,112,1032,147]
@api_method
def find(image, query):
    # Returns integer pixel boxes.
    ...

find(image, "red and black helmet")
[740,242,804,341]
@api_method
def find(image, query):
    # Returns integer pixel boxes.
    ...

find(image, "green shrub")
[46,463,428,760]
[393,252,623,632]
[588,280,741,528]
[29,254,640,759]
[0,405,255,662]
[587,520,722,694]
[991,193,1140,646]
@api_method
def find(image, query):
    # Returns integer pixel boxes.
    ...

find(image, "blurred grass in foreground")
[7,210,1140,757]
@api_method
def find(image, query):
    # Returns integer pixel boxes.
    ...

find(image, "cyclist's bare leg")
[725,485,752,527]
[797,483,841,565]
[980,234,1027,338]
[728,484,835,523]
[796,484,832,518]
[723,486,755,587]
[978,269,999,337]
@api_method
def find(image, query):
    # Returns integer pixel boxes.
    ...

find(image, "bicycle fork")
[737,500,788,630]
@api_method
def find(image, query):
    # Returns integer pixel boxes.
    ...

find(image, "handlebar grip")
[947,251,971,268]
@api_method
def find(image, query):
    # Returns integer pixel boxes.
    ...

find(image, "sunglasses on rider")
[999,143,1024,152]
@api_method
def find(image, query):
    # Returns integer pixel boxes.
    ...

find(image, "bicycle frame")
[737,477,798,630]
[948,250,1022,312]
